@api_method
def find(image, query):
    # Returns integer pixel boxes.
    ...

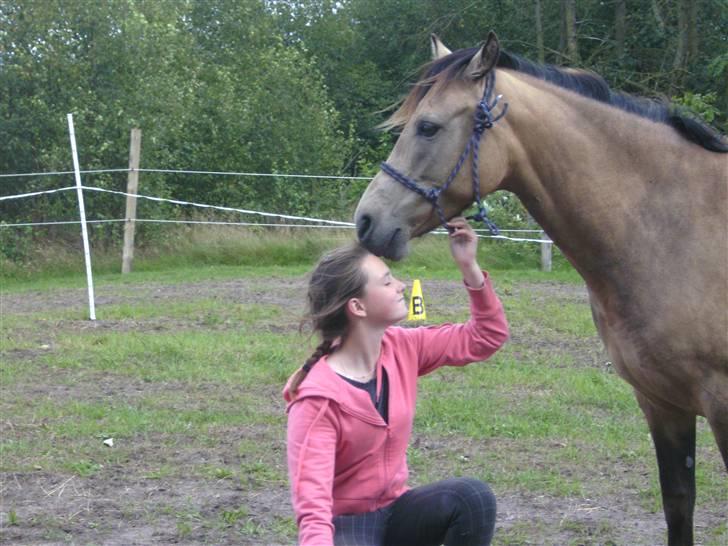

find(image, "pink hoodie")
[283,273,509,545]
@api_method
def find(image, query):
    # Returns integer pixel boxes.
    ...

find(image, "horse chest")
[587,290,712,414]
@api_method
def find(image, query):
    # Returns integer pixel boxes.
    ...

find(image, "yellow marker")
[407,279,427,321]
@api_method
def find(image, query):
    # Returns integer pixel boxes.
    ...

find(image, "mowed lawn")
[1,239,726,545]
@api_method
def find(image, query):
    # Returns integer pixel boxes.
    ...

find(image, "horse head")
[355,32,511,260]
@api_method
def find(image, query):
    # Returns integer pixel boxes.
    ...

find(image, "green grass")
[0,228,580,292]
[66,299,284,324]
[38,329,303,386]
[1,233,725,545]
[416,363,640,442]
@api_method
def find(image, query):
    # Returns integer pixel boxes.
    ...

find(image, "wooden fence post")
[541,230,552,272]
[122,128,142,274]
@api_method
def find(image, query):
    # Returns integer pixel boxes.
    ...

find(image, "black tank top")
[339,368,389,423]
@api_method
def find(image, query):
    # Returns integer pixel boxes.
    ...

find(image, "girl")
[284,218,509,546]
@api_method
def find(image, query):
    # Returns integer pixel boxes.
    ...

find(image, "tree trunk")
[673,0,689,73]
[651,0,666,32]
[688,0,698,61]
[535,0,545,63]
[561,0,579,63]
[615,0,626,60]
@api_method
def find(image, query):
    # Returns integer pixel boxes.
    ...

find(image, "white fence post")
[67,113,96,320]
[122,128,142,274]
[540,230,552,272]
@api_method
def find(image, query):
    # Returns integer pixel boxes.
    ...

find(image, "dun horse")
[355,33,727,546]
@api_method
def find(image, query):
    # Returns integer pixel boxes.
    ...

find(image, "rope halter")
[380,70,508,235]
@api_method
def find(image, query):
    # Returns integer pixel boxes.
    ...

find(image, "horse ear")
[430,34,452,60]
[466,31,500,80]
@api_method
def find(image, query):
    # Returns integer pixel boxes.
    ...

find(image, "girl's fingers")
[446,217,468,234]
[446,216,466,226]
[447,218,474,238]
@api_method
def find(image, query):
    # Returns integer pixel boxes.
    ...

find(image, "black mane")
[416,47,727,153]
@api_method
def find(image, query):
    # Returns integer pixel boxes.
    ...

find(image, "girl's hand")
[447,217,477,266]
[446,217,485,288]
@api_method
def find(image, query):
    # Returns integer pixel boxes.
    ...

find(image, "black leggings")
[332,477,496,546]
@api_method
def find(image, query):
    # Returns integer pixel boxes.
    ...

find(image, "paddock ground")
[1,272,726,545]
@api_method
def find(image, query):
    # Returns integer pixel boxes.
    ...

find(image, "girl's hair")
[289,243,371,396]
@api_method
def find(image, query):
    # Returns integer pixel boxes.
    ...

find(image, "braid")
[289,339,334,396]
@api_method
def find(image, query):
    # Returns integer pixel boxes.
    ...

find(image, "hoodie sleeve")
[287,396,338,545]
[410,271,509,376]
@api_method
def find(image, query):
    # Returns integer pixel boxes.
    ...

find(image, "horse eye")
[416,121,440,138]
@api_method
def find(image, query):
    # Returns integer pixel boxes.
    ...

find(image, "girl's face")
[357,254,408,325]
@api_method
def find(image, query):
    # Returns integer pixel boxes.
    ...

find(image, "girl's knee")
[435,477,497,515]
[461,478,496,509]
[440,478,496,545]
[452,477,495,499]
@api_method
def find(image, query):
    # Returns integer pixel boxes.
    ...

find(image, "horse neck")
[495,71,713,284]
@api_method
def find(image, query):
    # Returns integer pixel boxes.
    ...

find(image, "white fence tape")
[82,186,354,226]
[0,178,552,243]
[0,186,77,201]
[134,168,371,180]
[0,167,369,181]
[1,219,125,228]
[0,216,550,243]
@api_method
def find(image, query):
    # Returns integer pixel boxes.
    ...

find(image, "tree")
[615,0,626,60]
[1,0,725,251]
[561,0,580,63]
[0,0,353,239]
[178,0,351,216]
[535,0,545,64]
[673,0,690,76]
[0,0,199,239]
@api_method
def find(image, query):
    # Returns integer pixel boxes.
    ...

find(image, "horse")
[354,32,727,546]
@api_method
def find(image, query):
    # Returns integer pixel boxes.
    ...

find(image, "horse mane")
[384,46,728,153]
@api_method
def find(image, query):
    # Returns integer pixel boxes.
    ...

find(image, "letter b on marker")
[408,279,427,321]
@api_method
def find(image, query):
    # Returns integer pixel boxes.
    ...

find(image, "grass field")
[1,232,726,545]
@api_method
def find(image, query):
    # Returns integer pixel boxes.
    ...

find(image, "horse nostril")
[356,214,372,241]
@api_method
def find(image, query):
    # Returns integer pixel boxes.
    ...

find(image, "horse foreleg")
[636,392,696,546]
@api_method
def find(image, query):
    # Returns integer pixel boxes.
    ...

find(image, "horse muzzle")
[354,210,410,260]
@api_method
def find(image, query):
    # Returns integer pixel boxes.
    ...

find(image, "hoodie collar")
[283,354,387,426]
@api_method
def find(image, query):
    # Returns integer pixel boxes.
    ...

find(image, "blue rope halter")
[380,70,508,235]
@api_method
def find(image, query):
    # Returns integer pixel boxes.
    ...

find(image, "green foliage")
[0,225,32,261]
[0,0,350,242]
[708,52,728,80]
[484,191,529,228]
[1,0,725,257]
[672,91,722,124]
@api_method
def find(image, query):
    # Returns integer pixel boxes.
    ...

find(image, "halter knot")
[424,187,442,204]
[474,102,494,133]
[466,205,500,236]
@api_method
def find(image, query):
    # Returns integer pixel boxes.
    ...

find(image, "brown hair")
[289,243,371,396]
